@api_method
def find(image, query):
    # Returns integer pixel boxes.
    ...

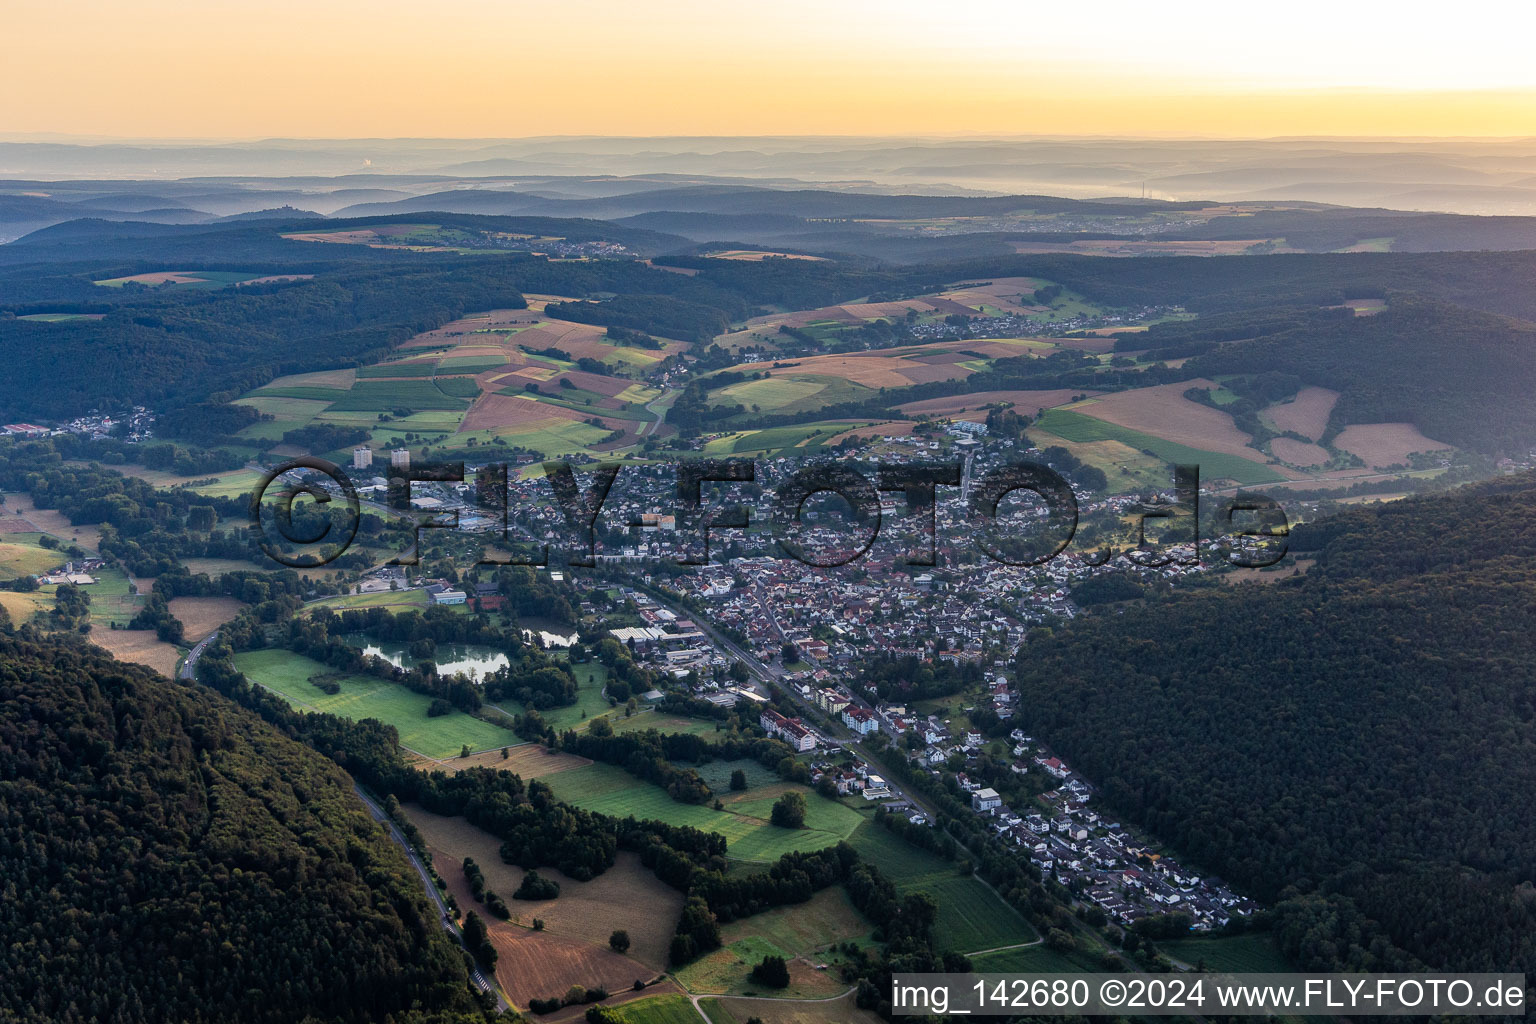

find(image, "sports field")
[542,765,864,863]
[234,648,517,758]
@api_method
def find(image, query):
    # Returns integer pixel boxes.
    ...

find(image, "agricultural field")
[600,994,707,1024]
[1072,381,1276,468]
[611,710,726,738]
[1333,423,1453,469]
[897,388,1095,420]
[542,764,863,863]
[1032,408,1285,487]
[0,492,103,551]
[421,743,591,778]
[846,820,1037,954]
[1260,386,1339,440]
[405,806,682,971]
[1270,437,1331,466]
[968,942,1105,973]
[675,935,847,999]
[89,629,181,677]
[706,250,827,262]
[233,308,678,459]
[0,535,63,580]
[108,464,267,499]
[233,648,517,758]
[1159,933,1294,973]
[93,270,310,290]
[166,595,244,642]
[699,990,881,1024]
[701,421,878,458]
[716,886,871,957]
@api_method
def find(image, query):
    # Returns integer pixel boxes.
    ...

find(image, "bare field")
[707,250,827,262]
[167,596,244,641]
[460,393,591,433]
[1270,437,1330,466]
[405,805,682,974]
[1262,387,1339,441]
[91,629,180,677]
[415,744,592,777]
[1334,423,1452,468]
[1077,380,1278,465]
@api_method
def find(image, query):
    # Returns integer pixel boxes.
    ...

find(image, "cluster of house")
[938,734,1257,931]
[4,406,155,443]
[807,757,893,801]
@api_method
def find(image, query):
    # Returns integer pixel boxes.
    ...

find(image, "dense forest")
[1014,472,1536,980]
[0,631,493,1024]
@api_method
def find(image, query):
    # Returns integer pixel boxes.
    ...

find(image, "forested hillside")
[1015,474,1536,978]
[0,632,491,1024]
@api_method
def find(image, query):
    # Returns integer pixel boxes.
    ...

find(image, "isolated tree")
[609,930,631,953]
[729,768,748,791]
[770,791,807,829]
[750,955,790,988]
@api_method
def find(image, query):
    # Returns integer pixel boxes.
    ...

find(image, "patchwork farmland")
[235,308,679,459]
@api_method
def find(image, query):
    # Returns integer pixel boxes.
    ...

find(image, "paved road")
[178,630,219,680]
[352,784,509,1012]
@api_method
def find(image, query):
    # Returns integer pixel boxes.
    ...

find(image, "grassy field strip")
[233,648,517,759]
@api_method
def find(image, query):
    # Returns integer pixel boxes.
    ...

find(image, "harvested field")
[1262,387,1339,441]
[95,271,215,286]
[937,276,1051,315]
[730,347,973,389]
[1270,438,1330,467]
[0,493,102,550]
[167,596,244,641]
[898,388,1092,418]
[1075,381,1276,465]
[0,590,51,624]
[707,250,826,261]
[92,629,180,677]
[417,743,591,777]
[460,393,590,433]
[1334,423,1452,469]
[405,806,682,972]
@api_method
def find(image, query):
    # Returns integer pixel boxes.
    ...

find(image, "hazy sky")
[6,0,1536,138]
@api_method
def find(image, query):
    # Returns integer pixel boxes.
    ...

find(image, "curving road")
[351,784,510,1012]
[178,630,219,680]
